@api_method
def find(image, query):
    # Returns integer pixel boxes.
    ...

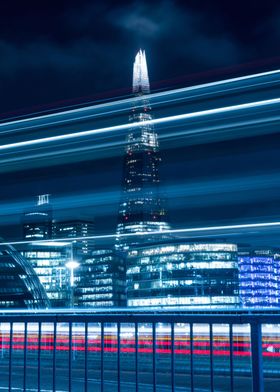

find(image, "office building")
[76,249,126,307]
[126,241,239,308]
[20,242,71,307]
[22,194,53,240]
[238,247,279,307]
[0,244,49,309]
[52,220,94,258]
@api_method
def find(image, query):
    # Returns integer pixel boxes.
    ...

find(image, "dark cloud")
[0,0,279,116]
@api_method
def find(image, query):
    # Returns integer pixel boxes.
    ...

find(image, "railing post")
[171,323,175,392]
[101,322,104,392]
[53,322,57,392]
[152,322,156,392]
[23,321,27,392]
[8,322,13,392]
[38,322,42,392]
[190,323,194,392]
[84,322,88,392]
[117,322,121,392]
[229,323,234,392]
[135,323,138,392]
[69,322,72,392]
[250,322,264,392]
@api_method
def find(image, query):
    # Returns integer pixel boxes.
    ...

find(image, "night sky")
[1,1,280,118]
[1,1,280,246]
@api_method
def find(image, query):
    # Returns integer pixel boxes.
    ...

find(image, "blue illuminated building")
[0,244,49,309]
[115,50,170,251]
[76,249,126,307]
[20,242,71,308]
[238,247,279,308]
[22,194,53,240]
[127,241,239,308]
[52,219,95,258]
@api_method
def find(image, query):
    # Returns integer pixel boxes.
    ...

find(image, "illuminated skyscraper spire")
[115,51,170,251]
[132,49,150,95]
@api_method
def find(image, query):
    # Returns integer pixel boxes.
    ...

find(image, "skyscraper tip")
[133,49,150,95]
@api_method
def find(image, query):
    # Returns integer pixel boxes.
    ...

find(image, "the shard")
[132,49,150,95]
[116,50,170,251]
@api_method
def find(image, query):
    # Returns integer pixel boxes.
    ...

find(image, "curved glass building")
[126,241,239,308]
[0,244,49,309]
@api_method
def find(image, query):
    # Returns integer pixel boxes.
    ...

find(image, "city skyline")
[0,50,278,311]
[0,3,279,391]
[1,67,280,249]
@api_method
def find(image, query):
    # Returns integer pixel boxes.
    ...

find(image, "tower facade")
[22,194,53,240]
[52,220,95,258]
[116,50,170,251]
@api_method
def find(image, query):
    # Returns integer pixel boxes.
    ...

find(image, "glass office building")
[52,220,95,258]
[116,50,170,251]
[238,247,279,307]
[0,244,49,309]
[126,241,239,308]
[76,249,126,307]
[21,242,71,307]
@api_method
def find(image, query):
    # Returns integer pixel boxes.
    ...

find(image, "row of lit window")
[128,261,237,273]
[128,295,239,307]
[130,244,237,257]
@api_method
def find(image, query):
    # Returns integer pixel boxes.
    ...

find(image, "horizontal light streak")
[2,221,280,246]
[0,97,280,152]
[0,113,279,169]
[0,171,277,218]
[1,68,279,130]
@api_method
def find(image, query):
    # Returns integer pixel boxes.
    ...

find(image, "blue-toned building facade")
[238,247,279,307]
[76,249,126,307]
[115,50,170,251]
[0,244,49,309]
[126,241,239,308]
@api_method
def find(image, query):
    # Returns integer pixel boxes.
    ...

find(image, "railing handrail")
[0,311,279,324]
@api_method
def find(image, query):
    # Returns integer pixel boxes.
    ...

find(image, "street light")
[66,260,80,307]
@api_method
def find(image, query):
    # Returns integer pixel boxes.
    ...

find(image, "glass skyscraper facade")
[76,249,126,307]
[52,220,95,257]
[116,50,169,251]
[238,248,279,307]
[126,241,239,308]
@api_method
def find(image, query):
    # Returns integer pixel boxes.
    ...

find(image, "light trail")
[2,221,280,246]
[0,97,280,152]
[0,112,279,168]
[1,68,279,131]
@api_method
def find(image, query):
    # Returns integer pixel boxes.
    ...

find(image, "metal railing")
[0,311,279,392]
